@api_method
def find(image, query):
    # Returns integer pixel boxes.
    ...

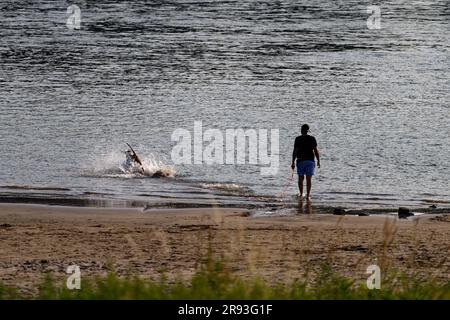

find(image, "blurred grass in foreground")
[1,256,449,300]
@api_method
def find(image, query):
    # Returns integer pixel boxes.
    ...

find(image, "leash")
[277,169,295,200]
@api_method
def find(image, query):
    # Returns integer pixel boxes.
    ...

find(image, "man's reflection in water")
[297,198,313,215]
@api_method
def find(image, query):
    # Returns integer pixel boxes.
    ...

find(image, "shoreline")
[1,182,450,212]
[0,203,449,296]
[1,191,449,216]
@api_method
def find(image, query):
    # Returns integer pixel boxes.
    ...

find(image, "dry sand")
[0,203,449,296]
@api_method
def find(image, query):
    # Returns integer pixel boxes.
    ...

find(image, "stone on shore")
[333,207,346,215]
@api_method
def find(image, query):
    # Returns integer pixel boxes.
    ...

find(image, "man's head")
[301,124,310,135]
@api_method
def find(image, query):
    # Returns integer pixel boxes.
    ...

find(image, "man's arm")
[313,147,320,168]
[291,139,297,170]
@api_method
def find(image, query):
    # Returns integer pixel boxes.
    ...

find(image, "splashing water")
[140,153,176,178]
[81,149,175,178]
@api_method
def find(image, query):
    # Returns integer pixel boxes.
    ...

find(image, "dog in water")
[121,144,170,177]
[121,144,145,174]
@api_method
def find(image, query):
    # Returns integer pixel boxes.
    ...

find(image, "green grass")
[0,282,19,300]
[1,256,449,300]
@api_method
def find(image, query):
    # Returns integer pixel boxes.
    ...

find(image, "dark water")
[1,0,449,208]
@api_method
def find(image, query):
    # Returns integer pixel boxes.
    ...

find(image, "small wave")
[81,169,135,178]
[323,191,396,197]
[421,199,450,204]
[0,185,71,192]
[198,182,252,194]
[83,191,114,196]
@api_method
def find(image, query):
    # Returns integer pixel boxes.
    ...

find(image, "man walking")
[291,124,320,200]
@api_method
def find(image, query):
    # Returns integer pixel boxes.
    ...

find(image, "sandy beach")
[0,203,449,297]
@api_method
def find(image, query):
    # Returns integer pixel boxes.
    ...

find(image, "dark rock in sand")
[333,207,346,215]
[340,245,369,253]
[398,207,413,219]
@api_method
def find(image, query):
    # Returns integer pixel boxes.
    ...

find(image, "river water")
[1,0,449,209]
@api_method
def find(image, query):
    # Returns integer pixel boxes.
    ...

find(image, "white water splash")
[140,153,176,177]
[198,182,250,193]
[81,149,175,178]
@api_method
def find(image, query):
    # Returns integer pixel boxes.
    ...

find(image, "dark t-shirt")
[293,135,317,162]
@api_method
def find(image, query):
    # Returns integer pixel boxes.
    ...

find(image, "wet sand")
[0,203,449,296]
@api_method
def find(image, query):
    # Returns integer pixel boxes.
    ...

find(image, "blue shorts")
[297,160,315,177]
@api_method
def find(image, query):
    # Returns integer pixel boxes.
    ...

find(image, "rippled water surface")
[1,0,449,208]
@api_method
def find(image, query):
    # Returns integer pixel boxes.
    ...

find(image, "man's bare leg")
[298,176,304,197]
[306,176,312,199]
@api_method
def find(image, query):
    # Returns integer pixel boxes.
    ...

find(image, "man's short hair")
[301,124,309,134]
